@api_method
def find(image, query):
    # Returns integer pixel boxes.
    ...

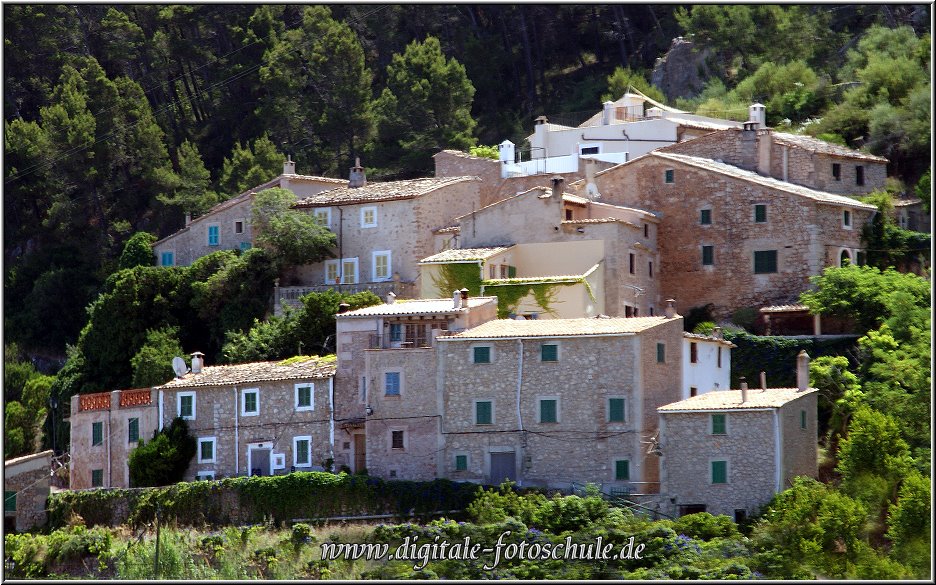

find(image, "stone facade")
[4,450,52,532]
[589,151,877,316]
[68,389,160,489]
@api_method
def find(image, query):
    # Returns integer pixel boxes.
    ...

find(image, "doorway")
[353,434,366,473]
[489,451,516,486]
[248,446,271,476]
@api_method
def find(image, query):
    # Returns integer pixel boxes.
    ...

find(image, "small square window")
[700,209,712,225]
[711,414,727,435]
[455,454,468,471]
[541,344,558,362]
[754,250,778,274]
[656,343,665,363]
[91,469,104,487]
[198,438,216,463]
[832,163,841,181]
[4,491,16,512]
[690,342,698,363]
[92,422,103,446]
[690,387,698,397]
[664,169,674,183]
[128,418,139,443]
[712,460,728,484]
[361,206,377,228]
[539,399,558,423]
[608,398,625,423]
[234,220,244,234]
[385,372,401,396]
[296,384,313,410]
[242,389,259,416]
[391,430,404,450]
[314,208,331,227]
[160,251,174,266]
[475,401,492,425]
[702,245,714,266]
[473,346,491,364]
[615,459,630,481]
[754,204,767,223]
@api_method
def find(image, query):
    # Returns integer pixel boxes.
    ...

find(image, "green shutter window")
[609,398,626,422]
[664,169,674,183]
[508,265,517,278]
[92,422,103,446]
[473,346,491,364]
[800,410,807,429]
[455,455,468,471]
[295,439,310,466]
[475,401,492,425]
[541,344,558,362]
[711,414,726,435]
[244,392,258,413]
[4,491,16,512]
[656,343,665,363]
[700,209,712,225]
[702,245,714,266]
[297,386,312,408]
[754,204,767,223]
[180,395,193,418]
[615,460,630,481]
[754,250,778,274]
[91,469,104,487]
[712,460,728,484]
[540,399,557,423]
[128,418,139,443]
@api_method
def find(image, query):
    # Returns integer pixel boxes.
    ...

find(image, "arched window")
[840,249,851,267]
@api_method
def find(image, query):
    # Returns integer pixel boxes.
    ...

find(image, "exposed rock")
[651,37,712,101]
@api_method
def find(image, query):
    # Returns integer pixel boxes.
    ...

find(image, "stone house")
[333,294,498,477]
[436,307,703,493]
[150,356,337,481]
[152,158,347,268]
[67,388,159,489]
[4,450,53,532]
[279,173,484,312]
[658,352,818,520]
[583,150,878,316]
[418,176,662,318]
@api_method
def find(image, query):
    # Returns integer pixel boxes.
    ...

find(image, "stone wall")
[780,392,818,486]
[5,450,52,532]
[153,196,254,267]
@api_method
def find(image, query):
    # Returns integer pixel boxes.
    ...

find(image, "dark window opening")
[832,163,841,181]
[856,165,864,186]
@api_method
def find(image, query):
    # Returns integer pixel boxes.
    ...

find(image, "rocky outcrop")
[651,37,712,101]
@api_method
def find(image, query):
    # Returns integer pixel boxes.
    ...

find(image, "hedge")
[726,331,859,388]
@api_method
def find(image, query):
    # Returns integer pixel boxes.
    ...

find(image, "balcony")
[79,392,110,412]
[274,280,417,316]
[119,389,152,408]
[368,331,445,350]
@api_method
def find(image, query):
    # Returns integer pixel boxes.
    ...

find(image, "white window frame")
[325,259,340,285]
[198,437,217,464]
[842,209,852,229]
[207,223,221,246]
[160,250,175,267]
[293,435,313,468]
[195,471,215,481]
[537,395,561,423]
[294,382,314,411]
[372,250,392,282]
[341,258,359,284]
[313,207,332,228]
[241,388,260,417]
[233,219,245,234]
[177,391,196,420]
[361,206,378,228]
[323,257,359,285]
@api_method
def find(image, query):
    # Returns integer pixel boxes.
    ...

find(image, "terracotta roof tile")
[337,296,497,318]
[293,177,479,207]
[683,332,737,348]
[440,316,674,339]
[658,387,817,411]
[771,132,888,162]
[420,247,512,263]
[156,356,336,389]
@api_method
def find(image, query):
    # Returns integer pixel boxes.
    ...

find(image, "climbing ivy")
[432,263,483,297]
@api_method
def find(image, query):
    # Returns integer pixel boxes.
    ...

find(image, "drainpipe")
[516,339,525,486]
[773,408,782,493]
[107,400,112,487]
[234,387,239,476]
[338,207,344,293]
[329,377,335,463]
[158,390,164,431]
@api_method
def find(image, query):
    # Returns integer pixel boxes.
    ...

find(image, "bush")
[672,512,739,541]
[128,417,197,487]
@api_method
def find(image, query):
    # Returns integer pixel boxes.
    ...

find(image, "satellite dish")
[172,356,188,378]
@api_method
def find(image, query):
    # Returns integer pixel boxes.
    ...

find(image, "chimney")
[646,106,663,119]
[452,290,462,310]
[190,351,204,375]
[459,288,469,302]
[532,116,549,159]
[602,100,615,125]
[185,213,192,227]
[551,176,564,199]
[740,376,748,403]
[759,371,767,390]
[337,302,351,314]
[385,292,396,305]
[349,157,366,188]
[712,326,723,340]
[749,103,766,129]
[664,299,677,319]
[498,140,515,164]
[797,350,810,392]
[283,155,296,175]
[583,158,600,200]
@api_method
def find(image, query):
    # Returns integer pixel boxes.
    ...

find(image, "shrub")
[672,512,739,541]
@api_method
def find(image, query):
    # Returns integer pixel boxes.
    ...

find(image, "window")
[234,220,244,234]
[177,392,195,420]
[843,210,852,228]
[242,388,259,416]
[91,469,104,487]
[711,460,728,484]
[325,260,339,284]
[700,209,712,225]
[614,459,630,481]
[541,344,558,362]
[717,347,722,368]
[92,422,103,446]
[293,436,312,467]
[656,343,665,363]
[608,398,626,423]
[754,204,767,223]
[702,245,714,266]
[195,471,215,481]
[455,454,468,471]
[207,224,220,246]
[389,323,402,342]
[580,145,600,155]
[128,418,139,443]
[198,437,216,463]
[500,265,508,278]
[664,169,674,183]
[313,208,331,227]
[341,259,358,284]
[711,414,727,435]
[473,346,491,364]
[690,342,698,363]
[565,209,573,220]
[239,241,252,251]
[800,410,807,429]
[361,206,377,228]
[648,261,653,278]
[4,491,15,513]
[840,249,851,267]
[643,223,649,238]
[629,253,635,274]
[856,165,864,186]
[690,387,698,397]
[385,372,401,396]
[372,250,391,281]
[295,383,314,411]
[160,251,174,266]
[489,264,496,278]
[754,250,778,274]
[832,163,841,181]
[539,398,558,423]
[391,430,404,450]
[475,400,492,425]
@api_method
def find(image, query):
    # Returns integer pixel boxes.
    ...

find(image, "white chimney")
[531,116,549,159]
[385,291,396,305]
[498,140,515,164]
[749,103,766,129]
[740,377,748,403]
[584,158,600,199]
[712,326,723,340]
[602,100,615,125]
[452,290,462,310]
[646,106,663,119]
[283,156,296,175]
[184,213,192,227]
[797,350,810,391]
[190,351,204,375]
[349,157,366,188]
[664,299,677,319]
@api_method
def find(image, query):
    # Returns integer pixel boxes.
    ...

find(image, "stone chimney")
[385,291,396,305]
[349,157,366,188]
[551,176,564,199]
[712,326,723,340]
[601,100,615,125]
[760,371,767,390]
[452,290,462,310]
[337,303,351,314]
[740,377,748,403]
[797,350,810,391]
[190,351,204,375]
[459,288,469,302]
[664,299,677,319]
[283,155,296,175]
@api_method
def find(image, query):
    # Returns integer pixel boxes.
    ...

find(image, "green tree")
[914,168,930,213]
[373,36,477,177]
[885,472,931,577]
[250,188,336,266]
[836,407,913,501]
[118,232,157,270]
[130,326,186,388]
[127,417,196,487]
[158,140,219,218]
[809,355,863,446]
[219,134,283,196]
[603,66,665,103]
[731,60,825,124]
[468,145,499,160]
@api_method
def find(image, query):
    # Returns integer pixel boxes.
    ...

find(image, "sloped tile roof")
[771,132,888,162]
[759,304,810,313]
[156,356,336,389]
[893,196,924,208]
[658,387,817,411]
[651,152,878,211]
[293,177,479,207]
[440,316,674,339]
[337,296,497,318]
[683,332,737,348]
[420,247,512,263]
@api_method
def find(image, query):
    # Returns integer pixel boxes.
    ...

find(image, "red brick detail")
[119,389,151,408]
[79,393,110,411]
